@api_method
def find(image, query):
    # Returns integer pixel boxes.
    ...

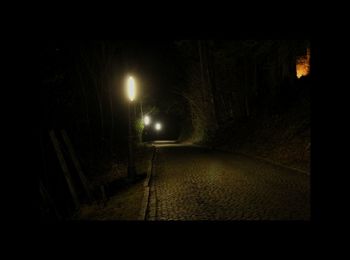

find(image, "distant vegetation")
[175,40,311,171]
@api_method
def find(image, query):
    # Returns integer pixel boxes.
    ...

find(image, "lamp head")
[127,76,136,102]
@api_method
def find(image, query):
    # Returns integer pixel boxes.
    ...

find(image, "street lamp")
[126,76,137,181]
[155,123,162,131]
[144,115,151,126]
[127,76,136,102]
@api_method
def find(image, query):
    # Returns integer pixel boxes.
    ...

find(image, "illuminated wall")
[296,48,311,79]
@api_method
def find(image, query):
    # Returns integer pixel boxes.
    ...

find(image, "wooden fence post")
[39,180,62,220]
[49,130,80,210]
[61,129,93,203]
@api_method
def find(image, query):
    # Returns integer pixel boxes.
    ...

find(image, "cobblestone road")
[148,142,310,221]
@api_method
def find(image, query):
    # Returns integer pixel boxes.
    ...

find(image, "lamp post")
[155,123,162,141]
[144,115,151,126]
[142,115,151,143]
[155,123,162,132]
[127,76,137,181]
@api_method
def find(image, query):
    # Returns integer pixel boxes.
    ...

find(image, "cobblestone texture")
[149,144,310,221]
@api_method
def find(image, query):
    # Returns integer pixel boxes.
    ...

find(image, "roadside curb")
[148,151,157,221]
[195,144,310,176]
[138,147,157,221]
[235,151,310,176]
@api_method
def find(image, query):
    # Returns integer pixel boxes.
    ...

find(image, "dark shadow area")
[40,39,311,221]
[104,173,147,199]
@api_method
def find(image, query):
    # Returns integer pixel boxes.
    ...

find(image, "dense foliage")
[175,40,311,144]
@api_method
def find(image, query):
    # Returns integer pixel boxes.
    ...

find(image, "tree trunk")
[198,40,219,128]
[76,61,93,170]
[244,57,251,117]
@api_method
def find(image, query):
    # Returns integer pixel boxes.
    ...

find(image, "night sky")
[43,40,185,110]
[118,40,185,105]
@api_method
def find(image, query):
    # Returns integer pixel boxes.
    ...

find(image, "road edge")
[138,146,156,221]
[234,151,310,176]
[193,144,310,176]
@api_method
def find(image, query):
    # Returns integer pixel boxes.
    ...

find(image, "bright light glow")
[296,48,311,79]
[127,76,136,102]
[155,123,162,131]
[144,116,151,126]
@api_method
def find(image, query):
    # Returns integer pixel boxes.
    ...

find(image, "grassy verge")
[213,99,310,173]
[76,144,154,221]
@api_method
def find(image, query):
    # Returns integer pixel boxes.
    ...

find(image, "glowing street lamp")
[126,76,137,181]
[127,76,136,102]
[144,115,151,126]
[155,123,162,131]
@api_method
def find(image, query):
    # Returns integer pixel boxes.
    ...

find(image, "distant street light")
[144,115,151,126]
[126,76,137,181]
[155,123,162,131]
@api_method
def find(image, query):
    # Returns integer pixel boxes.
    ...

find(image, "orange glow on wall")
[296,48,311,79]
